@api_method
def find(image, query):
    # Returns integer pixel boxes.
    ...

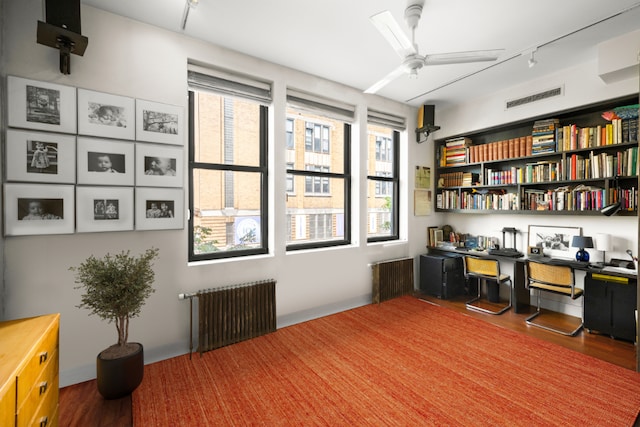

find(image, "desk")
[426,247,637,319]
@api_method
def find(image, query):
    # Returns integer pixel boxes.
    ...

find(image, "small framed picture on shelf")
[4,183,75,236]
[7,76,77,133]
[76,186,134,233]
[135,187,184,231]
[136,99,184,145]
[77,89,135,140]
[77,137,135,186]
[135,143,184,188]
[5,130,76,184]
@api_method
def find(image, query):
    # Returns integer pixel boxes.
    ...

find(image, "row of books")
[459,190,519,211]
[557,117,638,151]
[521,186,637,212]
[437,171,479,187]
[439,146,638,188]
[441,118,638,168]
[467,136,533,163]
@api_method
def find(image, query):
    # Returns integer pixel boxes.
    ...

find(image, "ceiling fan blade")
[424,49,504,65]
[370,10,417,58]
[364,65,407,94]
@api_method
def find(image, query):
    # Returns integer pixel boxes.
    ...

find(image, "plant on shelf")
[70,247,159,399]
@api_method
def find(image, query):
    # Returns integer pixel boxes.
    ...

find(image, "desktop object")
[571,236,594,262]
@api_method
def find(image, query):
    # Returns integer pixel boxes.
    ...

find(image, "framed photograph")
[135,187,184,230]
[135,143,184,188]
[77,137,135,186]
[6,129,76,184]
[527,225,581,259]
[77,88,135,139]
[76,186,134,233]
[4,183,75,236]
[136,99,184,145]
[7,76,77,133]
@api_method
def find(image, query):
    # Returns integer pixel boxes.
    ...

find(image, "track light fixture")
[181,0,200,30]
[528,49,537,68]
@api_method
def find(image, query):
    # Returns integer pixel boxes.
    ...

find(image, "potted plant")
[70,248,159,399]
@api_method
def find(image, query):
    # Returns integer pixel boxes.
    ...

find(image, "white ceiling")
[81,0,640,108]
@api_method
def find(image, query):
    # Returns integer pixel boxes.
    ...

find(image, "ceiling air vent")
[505,86,563,110]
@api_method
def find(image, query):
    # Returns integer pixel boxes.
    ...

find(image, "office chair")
[464,256,512,315]
[525,260,583,336]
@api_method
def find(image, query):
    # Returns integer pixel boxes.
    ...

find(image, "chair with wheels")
[525,260,583,336]
[464,256,512,315]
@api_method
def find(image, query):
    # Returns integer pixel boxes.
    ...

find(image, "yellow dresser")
[0,314,60,427]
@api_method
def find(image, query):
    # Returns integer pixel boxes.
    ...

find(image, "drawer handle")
[39,351,48,364]
[39,416,48,427]
[39,381,48,395]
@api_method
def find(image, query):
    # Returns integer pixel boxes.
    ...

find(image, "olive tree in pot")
[70,248,159,399]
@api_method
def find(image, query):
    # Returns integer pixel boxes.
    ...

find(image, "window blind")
[367,109,406,130]
[286,89,355,122]
[187,64,272,104]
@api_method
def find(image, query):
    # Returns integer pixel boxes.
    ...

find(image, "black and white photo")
[7,76,77,133]
[6,130,76,184]
[78,89,135,139]
[76,186,134,233]
[135,143,183,187]
[4,183,74,236]
[136,99,184,145]
[136,188,183,230]
[77,137,134,186]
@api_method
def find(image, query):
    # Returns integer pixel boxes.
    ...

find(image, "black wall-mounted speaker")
[45,0,82,33]
[417,105,435,129]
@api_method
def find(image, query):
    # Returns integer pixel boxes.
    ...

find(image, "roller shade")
[188,64,272,104]
[367,109,406,130]
[286,89,355,122]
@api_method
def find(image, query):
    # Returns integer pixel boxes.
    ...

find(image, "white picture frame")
[76,186,134,233]
[6,129,76,184]
[135,143,184,188]
[528,225,582,259]
[4,183,75,236]
[136,99,184,145]
[135,187,184,230]
[77,137,135,186]
[7,76,77,133]
[77,88,135,140]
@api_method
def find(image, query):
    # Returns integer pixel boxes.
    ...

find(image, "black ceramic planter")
[96,342,144,400]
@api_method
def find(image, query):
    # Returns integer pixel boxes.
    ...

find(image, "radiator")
[180,280,276,356]
[372,258,414,304]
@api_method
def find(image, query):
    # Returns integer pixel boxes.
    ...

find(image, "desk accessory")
[594,233,611,264]
[488,227,524,258]
[571,236,594,262]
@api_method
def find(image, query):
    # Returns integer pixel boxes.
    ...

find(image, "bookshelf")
[434,95,639,215]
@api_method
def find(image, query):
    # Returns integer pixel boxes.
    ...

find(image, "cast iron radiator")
[371,258,414,304]
[179,279,276,356]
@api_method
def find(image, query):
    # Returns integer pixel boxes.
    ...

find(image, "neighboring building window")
[188,69,270,261]
[286,162,295,193]
[286,118,294,148]
[367,124,400,241]
[285,93,352,250]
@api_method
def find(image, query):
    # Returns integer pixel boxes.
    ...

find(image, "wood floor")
[58,294,637,426]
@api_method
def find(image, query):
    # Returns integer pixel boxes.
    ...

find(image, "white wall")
[1,2,426,387]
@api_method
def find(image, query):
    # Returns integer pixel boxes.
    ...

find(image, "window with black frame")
[187,68,270,261]
[367,110,404,242]
[285,90,353,250]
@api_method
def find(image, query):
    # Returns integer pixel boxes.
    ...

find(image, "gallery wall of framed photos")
[3,75,186,236]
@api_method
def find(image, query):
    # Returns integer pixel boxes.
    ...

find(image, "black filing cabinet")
[584,272,637,342]
[419,253,465,299]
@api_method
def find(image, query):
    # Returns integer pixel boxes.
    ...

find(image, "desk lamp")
[571,236,594,262]
[595,233,612,265]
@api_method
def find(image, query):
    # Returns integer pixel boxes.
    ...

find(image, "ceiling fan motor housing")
[404,1,424,30]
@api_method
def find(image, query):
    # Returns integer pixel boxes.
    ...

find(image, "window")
[367,110,404,242]
[285,90,353,250]
[188,68,270,261]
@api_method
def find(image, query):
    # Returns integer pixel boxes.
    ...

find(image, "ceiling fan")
[365,0,504,94]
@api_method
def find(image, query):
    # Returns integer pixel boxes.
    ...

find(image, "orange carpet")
[133,296,640,426]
